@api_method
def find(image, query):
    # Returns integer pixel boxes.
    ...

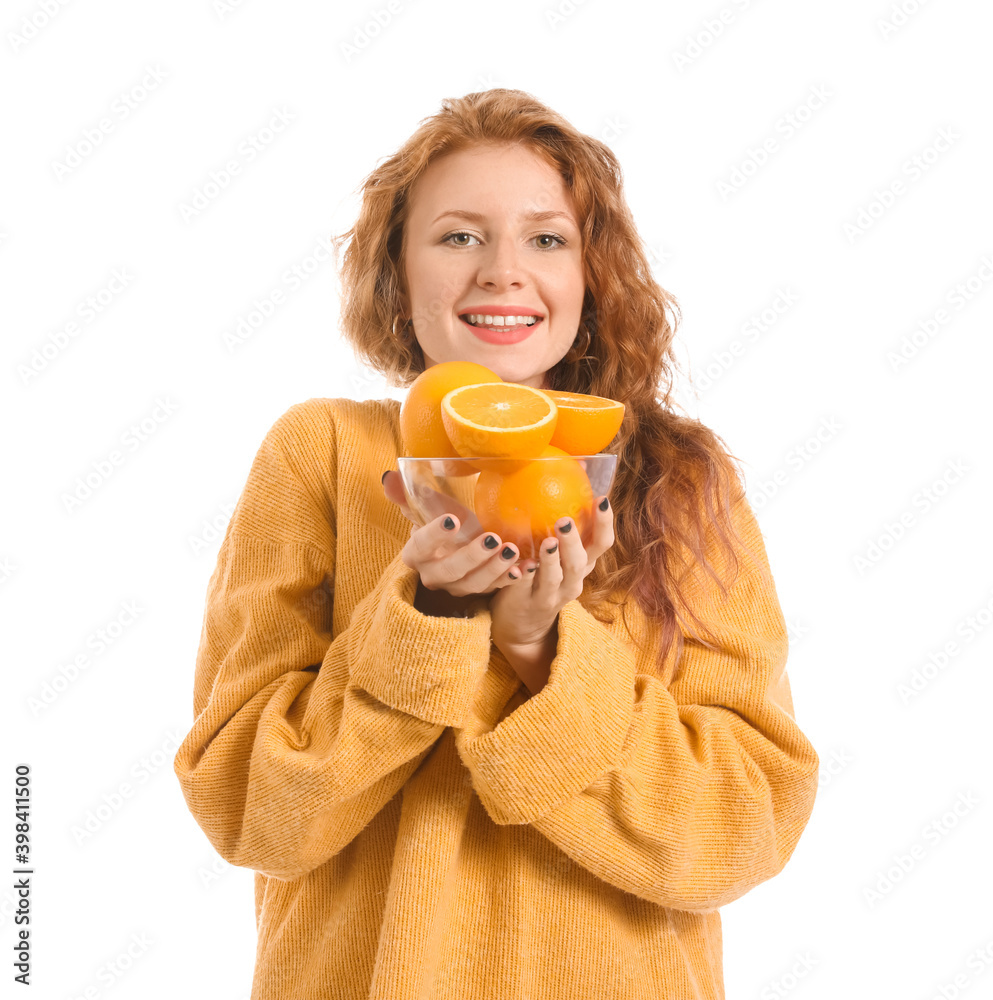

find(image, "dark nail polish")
[501,546,515,560]
[599,497,609,511]
[546,543,558,555]
[484,535,499,549]
[442,516,455,530]
[558,520,572,533]
[381,470,390,484]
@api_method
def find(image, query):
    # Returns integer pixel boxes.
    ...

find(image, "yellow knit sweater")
[173,396,819,1000]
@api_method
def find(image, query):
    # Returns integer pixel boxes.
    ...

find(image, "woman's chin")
[481,363,545,388]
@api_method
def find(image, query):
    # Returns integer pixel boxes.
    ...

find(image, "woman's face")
[400,143,586,388]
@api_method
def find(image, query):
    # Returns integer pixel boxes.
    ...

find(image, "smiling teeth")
[464,314,540,326]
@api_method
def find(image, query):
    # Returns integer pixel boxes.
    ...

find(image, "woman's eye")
[443,232,566,248]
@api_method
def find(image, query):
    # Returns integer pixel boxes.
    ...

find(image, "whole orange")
[473,445,595,559]
[400,361,502,459]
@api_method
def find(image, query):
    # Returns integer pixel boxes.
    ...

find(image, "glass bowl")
[396,454,618,560]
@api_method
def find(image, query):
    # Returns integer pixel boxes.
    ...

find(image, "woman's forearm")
[494,619,558,697]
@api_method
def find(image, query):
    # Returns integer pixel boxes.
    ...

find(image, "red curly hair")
[331,88,760,675]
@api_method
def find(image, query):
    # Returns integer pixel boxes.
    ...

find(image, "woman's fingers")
[396,486,616,600]
[401,511,523,595]
[428,533,523,594]
[415,483,474,526]
[384,471,482,554]
[533,534,564,594]
[382,470,415,521]
[400,511,462,570]
[530,499,613,596]
[542,518,586,601]
[586,496,615,563]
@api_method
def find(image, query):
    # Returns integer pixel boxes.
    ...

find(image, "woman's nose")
[475,238,525,287]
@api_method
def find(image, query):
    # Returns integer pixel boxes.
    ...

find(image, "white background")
[3,1,992,997]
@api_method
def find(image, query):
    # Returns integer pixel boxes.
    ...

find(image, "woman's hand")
[489,497,615,651]
[383,471,524,607]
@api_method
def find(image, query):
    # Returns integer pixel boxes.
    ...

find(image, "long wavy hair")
[331,88,762,676]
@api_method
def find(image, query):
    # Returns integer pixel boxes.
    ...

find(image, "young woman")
[174,88,820,1000]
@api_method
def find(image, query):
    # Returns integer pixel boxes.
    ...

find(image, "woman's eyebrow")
[432,209,577,226]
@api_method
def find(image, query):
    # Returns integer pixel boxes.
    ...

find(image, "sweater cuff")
[348,553,494,728]
[456,599,635,825]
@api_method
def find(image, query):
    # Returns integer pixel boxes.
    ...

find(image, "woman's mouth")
[459,313,542,345]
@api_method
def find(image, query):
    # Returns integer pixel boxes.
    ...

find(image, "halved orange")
[440,382,558,471]
[543,390,625,456]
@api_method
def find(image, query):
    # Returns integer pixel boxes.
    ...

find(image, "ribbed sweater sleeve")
[454,494,819,913]
[173,401,494,882]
